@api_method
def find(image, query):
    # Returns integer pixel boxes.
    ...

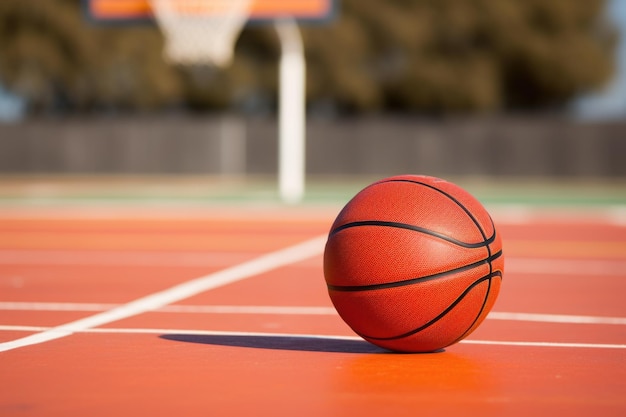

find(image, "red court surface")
[1,204,625,416]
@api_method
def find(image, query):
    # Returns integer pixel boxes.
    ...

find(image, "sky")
[574,0,626,120]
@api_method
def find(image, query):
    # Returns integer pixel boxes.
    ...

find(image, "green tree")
[302,0,616,113]
[0,0,616,114]
[0,0,180,112]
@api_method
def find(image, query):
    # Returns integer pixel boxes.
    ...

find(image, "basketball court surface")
[0,177,625,416]
[2,2,625,415]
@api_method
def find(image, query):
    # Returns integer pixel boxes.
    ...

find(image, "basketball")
[323,175,504,352]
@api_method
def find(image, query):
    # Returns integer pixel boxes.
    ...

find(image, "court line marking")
[504,257,626,276]
[0,235,328,353]
[489,204,626,227]
[608,205,626,226]
[2,204,625,225]
[1,301,625,325]
[0,250,253,267]
[487,311,626,325]
[0,325,624,350]
[0,302,338,315]
[2,250,626,276]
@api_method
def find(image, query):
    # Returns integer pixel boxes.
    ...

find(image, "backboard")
[84,0,337,23]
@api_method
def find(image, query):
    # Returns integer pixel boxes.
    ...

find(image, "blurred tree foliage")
[0,0,616,114]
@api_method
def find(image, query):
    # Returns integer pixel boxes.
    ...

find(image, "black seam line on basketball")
[379,178,496,302]
[360,271,503,342]
[327,249,502,292]
[329,220,496,249]
[347,178,500,344]
[377,179,492,243]
[372,178,497,281]
[452,273,493,346]
[350,178,495,251]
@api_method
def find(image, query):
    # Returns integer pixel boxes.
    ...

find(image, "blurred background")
[0,0,624,204]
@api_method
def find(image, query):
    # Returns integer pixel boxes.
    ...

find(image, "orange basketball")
[324,175,504,352]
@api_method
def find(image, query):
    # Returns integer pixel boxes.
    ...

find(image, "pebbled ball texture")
[324,175,504,352]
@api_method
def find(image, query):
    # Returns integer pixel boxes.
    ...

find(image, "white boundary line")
[459,339,626,349]
[0,235,327,353]
[0,302,338,316]
[487,311,626,325]
[0,325,624,350]
[0,250,252,267]
[1,203,625,224]
[504,257,626,276]
[488,204,626,226]
[1,302,625,325]
[2,251,625,276]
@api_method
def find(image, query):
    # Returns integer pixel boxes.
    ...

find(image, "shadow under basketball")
[159,333,434,354]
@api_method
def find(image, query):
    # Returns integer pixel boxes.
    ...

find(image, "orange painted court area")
[1,205,625,416]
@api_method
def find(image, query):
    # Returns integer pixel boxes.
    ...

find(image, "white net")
[148,0,253,67]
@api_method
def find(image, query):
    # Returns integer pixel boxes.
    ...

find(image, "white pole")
[275,18,306,204]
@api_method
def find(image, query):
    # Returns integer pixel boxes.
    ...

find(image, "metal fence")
[1,115,624,178]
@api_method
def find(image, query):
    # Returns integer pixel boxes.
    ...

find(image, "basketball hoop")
[148,0,253,67]
[86,0,337,204]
